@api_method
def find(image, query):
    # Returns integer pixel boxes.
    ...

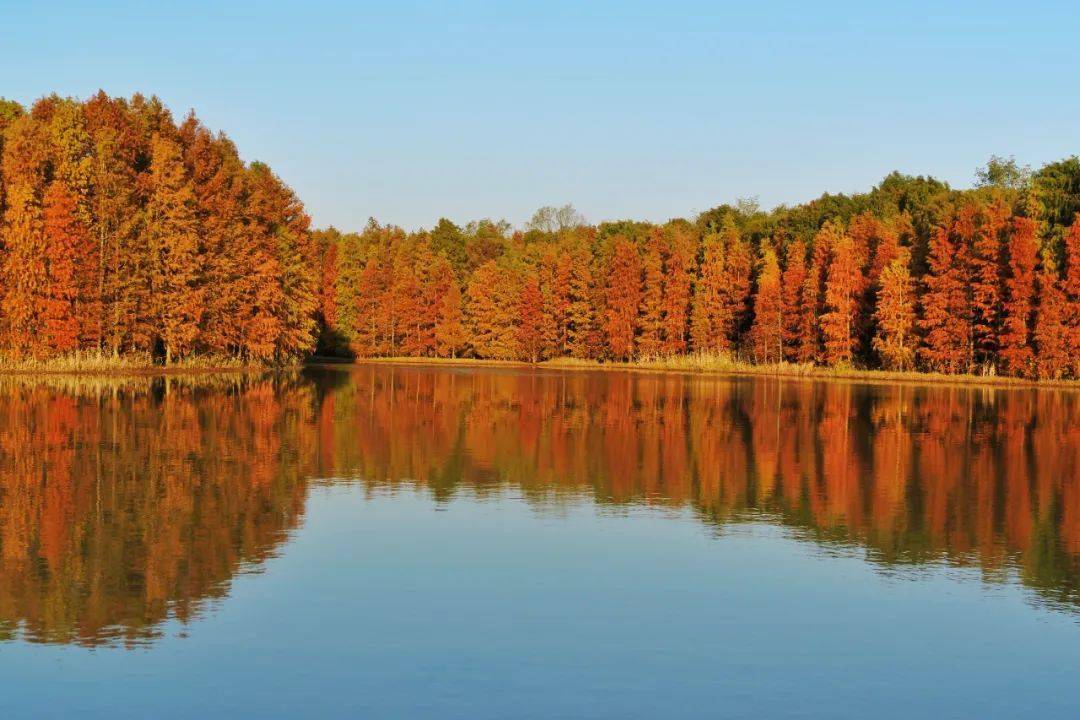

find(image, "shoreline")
[0,352,298,378]
[317,356,1080,392]
[1,353,1076,392]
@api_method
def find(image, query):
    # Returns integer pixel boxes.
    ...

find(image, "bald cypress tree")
[146,133,204,363]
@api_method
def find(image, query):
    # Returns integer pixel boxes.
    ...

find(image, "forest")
[0,93,316,363]
[2,93,1080,378]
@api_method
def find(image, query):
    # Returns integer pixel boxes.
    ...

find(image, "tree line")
[0,93,317,363]
[317,156,1080,379]
[3,94,1080,378]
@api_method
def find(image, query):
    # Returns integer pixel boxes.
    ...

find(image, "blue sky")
[2,0,1078,230]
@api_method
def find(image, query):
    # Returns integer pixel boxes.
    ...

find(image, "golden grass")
[334,353,1080,392]
[0,351,281,376]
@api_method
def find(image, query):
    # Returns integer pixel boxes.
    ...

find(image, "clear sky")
[3,0,1078,231]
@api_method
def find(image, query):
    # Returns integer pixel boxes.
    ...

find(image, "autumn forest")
[2,93,1080,378]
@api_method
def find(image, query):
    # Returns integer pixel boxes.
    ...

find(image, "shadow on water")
[0,365,1077,646]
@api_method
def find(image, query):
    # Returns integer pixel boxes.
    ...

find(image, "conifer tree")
[466,260,518,360]
[637,231,664,357]
[690,230,727,353]
[970,199,1007,368]
[660,224,695,355]
[720,220,753,348]
[748,242,783,363]
[1033,252,1068,380]
[796,226,832,363]
[0,115,48,356]
[872,248,916,371]
[1063,216,1080,377]
[919,221,973,374]
[604,237,641,360]
[820,223,861,365]
[517,275,545,363]
[41,182,85,352]
[999,215,1039,376]
[146,133,204,363]
[780,237,806,361]
[435,277,466,359]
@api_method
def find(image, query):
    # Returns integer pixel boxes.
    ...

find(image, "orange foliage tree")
[1033,250,1068,380]
[1063,217,1080,376]
[517,274,545,363]
[919,221,972,374]
[820,222,862,365]
[41,182,87,352]
[604,237,641,360]
[969,199,1007,368]
[748,242,783,363]
[999,215,1039,377]
[780,237,806,361]
[872,248,916,370]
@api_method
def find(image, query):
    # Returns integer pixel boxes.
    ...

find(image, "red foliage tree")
[1033,254,1068,380]
[604,237,641,360]
[660,224,695,355]
[1064,216,1080,377]
[970,199,1007,368]
[690,230,727,353]
[0,115,48,357]
[780,237,807,361]
[146,133,204,363]
[466,260,519,359]
[796,226,832,363]
[919,221,973,374]
[820,223,862,365]
[434,277,466,358]
[999,215,1039,377]
[41,182,86,352]
[748,242,783,363]
[517,274,545,363]
[637,231,664,357]
[872,248,916,371]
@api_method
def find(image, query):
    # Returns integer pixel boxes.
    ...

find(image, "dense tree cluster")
[317,159,1080,379]
[4,93,1078,378]
[0,93,317,362]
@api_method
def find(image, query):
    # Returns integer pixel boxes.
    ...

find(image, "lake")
[0,364,1078,719]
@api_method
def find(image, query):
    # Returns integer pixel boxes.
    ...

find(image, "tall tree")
[146,133,204,363]
[41,182,88,352]
[0,115,48,356]
[919,221,973,374]
[466,260,519,360]
[1033,251,1068,380]
[780,237,807,361]
[796,225,832,363]
[872,248,916,371]
[690,230,727,353]
[748,242,783,363]
[604,237,641,360]
[1063,216,1080,377]
[517,274,545,363]
[636,231,665,357]
[999,215,1039,376]
[820,223,861,365]
[969,199,1007,368]
[660,223,695,355]
[435,278,466,359]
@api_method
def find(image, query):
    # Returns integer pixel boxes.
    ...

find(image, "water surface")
[0,365,1078,718]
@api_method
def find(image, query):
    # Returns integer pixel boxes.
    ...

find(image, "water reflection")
[0,366,1077,646]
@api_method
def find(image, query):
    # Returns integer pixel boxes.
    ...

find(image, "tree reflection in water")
[0,366,1077,647]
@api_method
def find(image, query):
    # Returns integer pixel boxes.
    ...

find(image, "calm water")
[1,365,1078,718]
